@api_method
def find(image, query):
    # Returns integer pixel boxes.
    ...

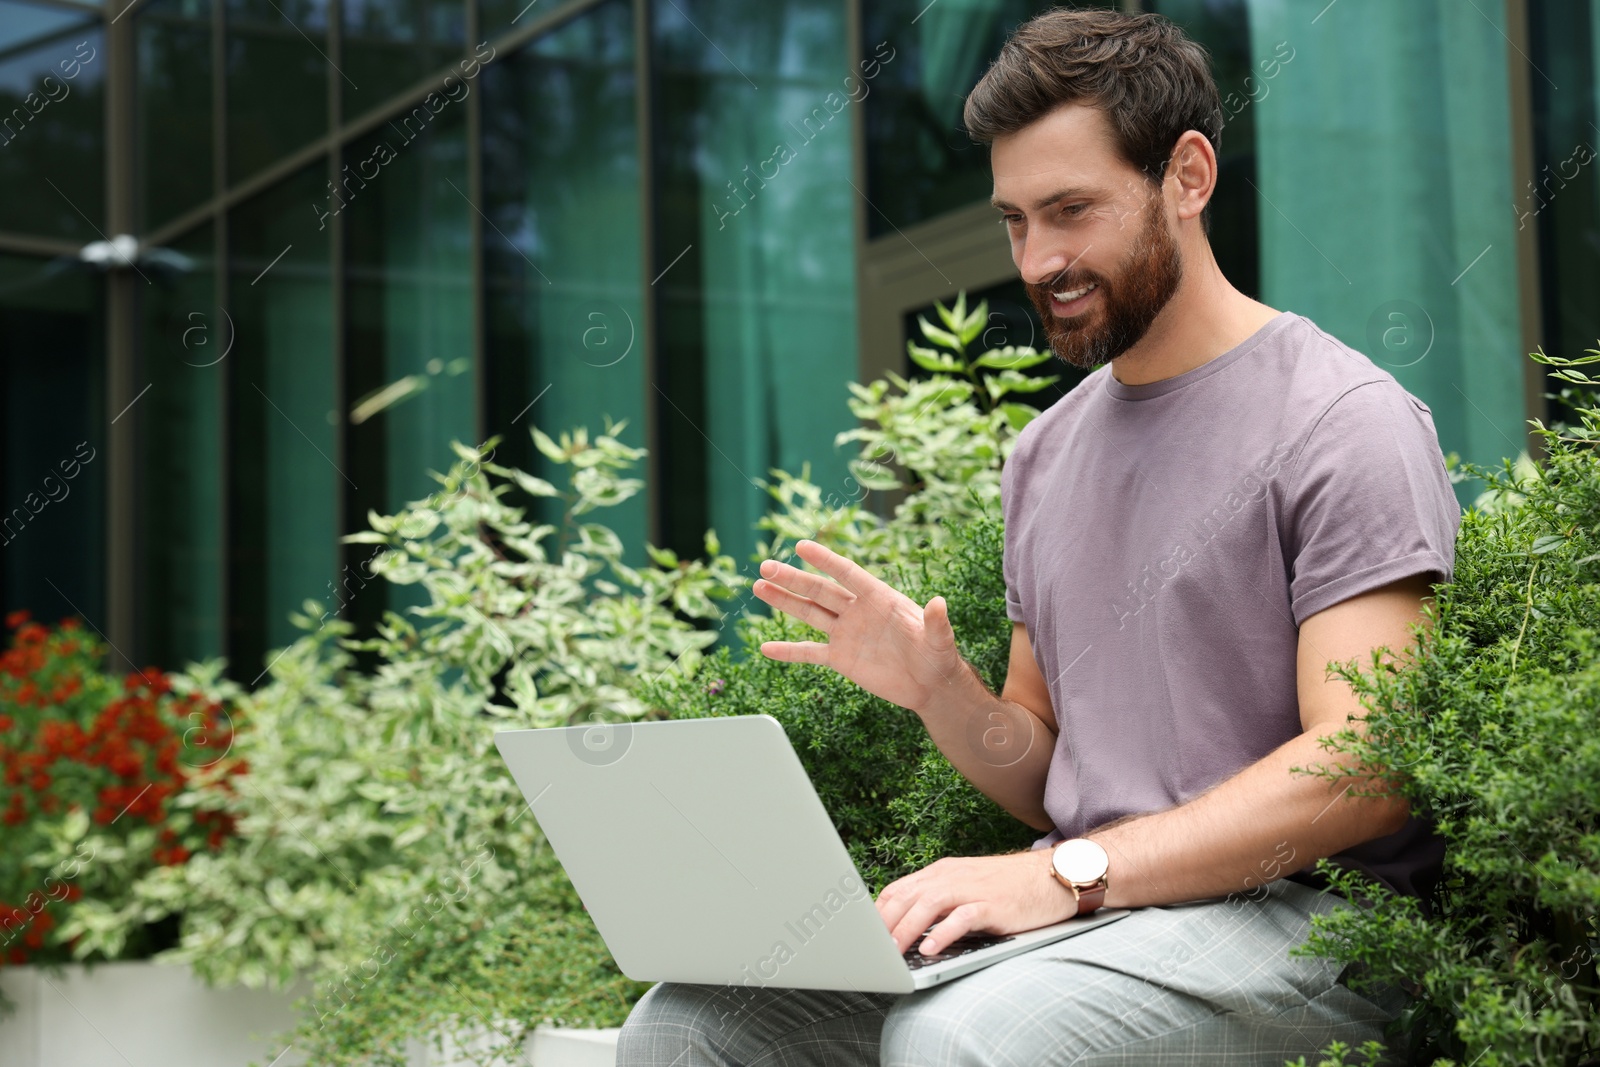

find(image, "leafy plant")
[755,293,1055,567]
[55,425,740,1064]
[1292,347,1600,1067]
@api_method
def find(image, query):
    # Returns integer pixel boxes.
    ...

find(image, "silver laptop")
[493,713,1127,994]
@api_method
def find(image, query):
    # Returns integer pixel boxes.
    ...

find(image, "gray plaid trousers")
[613,877,1408,1066]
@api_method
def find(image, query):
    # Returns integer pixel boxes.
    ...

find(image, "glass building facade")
[0,0,1591,680]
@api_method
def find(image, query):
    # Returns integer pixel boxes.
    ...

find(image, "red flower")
[4,610,28,629]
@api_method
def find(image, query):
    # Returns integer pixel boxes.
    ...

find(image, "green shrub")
[57,425,739,1064]
[646,510,1036,893]
[1291,348,1600,1067]
[53,294,1050,1064]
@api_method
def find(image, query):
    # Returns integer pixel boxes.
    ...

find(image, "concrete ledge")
[0,961,623,1067]
[528,1025,622,1066]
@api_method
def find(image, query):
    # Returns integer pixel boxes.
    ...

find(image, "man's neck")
[1108,256,1281,388]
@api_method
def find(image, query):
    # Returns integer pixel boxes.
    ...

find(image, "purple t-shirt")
[1001,310,1461,900]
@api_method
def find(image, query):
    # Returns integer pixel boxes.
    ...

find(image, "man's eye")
[1063,203,1088,216]
[999,214,1023,226]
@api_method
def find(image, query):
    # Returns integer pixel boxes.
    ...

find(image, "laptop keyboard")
[903,929,1015,970]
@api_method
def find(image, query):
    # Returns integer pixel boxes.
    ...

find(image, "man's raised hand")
[752,539,976,716]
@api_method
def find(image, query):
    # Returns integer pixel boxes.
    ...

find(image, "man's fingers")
[923,596,957,652]
[756,558,854,614]
[794,539,882,598]
[891,899,954,956]
[920,903,986,956]
[757,640,831,665]
[752,578,838,634]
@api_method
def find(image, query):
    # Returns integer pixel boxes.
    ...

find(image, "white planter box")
[0,960,309,1067]
[0,960,624,1067]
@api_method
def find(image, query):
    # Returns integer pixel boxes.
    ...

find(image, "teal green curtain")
[486,0,648,557]
[344,107,475,624]
[361,114,476,510]
[230,163,336,660]
[1249,0,1525,499]
[140,224,224,666]
[918,0,1004,130]
[688,1,859,563]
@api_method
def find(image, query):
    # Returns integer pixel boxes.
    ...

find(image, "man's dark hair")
[963,7,1224,234]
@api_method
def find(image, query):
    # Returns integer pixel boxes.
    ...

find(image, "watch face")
[1053,838,1109,884]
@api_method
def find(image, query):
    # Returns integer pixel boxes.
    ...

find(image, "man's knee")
[616,983,719,1065]
[879,972,1064,1067]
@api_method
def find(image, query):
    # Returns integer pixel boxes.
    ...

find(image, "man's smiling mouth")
[1052,282,1098,304]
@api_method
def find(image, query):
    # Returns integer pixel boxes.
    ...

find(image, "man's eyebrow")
[990,187,1097,212]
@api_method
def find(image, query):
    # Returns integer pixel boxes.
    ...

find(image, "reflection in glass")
[343,101,474,628]
[137,0,213,232]
[1146,0,1257,298]
[226,0,328,188]
[860,0,1115,237]
[652,0,859,566]
[0,14,104,241]
[480,0,646,556]
[0,253,104,629]
[1529,0,1600,431]
[139,224,223,667]
[228,164,336,678]
[341,0,465,122]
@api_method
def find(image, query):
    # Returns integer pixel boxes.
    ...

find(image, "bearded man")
[617,8,1458,1064]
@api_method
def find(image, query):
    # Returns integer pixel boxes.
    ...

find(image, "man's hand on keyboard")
[874,848,1078,956]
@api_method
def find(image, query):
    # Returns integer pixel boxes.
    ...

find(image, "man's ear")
[1166,130,1217,224]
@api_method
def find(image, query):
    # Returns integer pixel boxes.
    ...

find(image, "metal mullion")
[0,232,81,257]
[14,0,103,11]
[214,0,233,664]
[1505,0,1547,464]
[331,0,351,562]
[106,0,139,663]
[636,0,659,546]
[467,0,486,448]
[139,0,614,254]
[0,21,101,66]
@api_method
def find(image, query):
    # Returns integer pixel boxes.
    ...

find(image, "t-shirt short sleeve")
[1001,452,1026,624]
[1285,382,1461,627]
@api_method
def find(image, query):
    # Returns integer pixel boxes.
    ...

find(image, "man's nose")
[1018,239,1080,287]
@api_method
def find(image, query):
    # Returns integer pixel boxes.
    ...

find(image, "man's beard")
[1024,191,1183,371]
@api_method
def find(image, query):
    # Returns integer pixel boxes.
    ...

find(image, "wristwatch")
[1049,838,1110,917]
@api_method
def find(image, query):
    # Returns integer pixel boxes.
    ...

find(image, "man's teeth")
[1054,283,1097,302]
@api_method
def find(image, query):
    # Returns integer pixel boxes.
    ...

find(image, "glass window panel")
[1146,0,1257,299]
[228,163,336,677]
[226,0,328,188]
[480,0,646,558]
[0,0,91,53]
[859,0,1115,238]
[652,0,861,568]
[137,0,213,232]
[138,224,224,667]
[477,0,586,38]
[0,253,105,631]
[343,102,474,628]
[1529,1,1600,431]
[341,0,465,122]
[0,11,104,241]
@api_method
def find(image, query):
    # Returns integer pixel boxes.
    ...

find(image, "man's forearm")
[914,660,1056,830]
[1088,728,1410,909]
